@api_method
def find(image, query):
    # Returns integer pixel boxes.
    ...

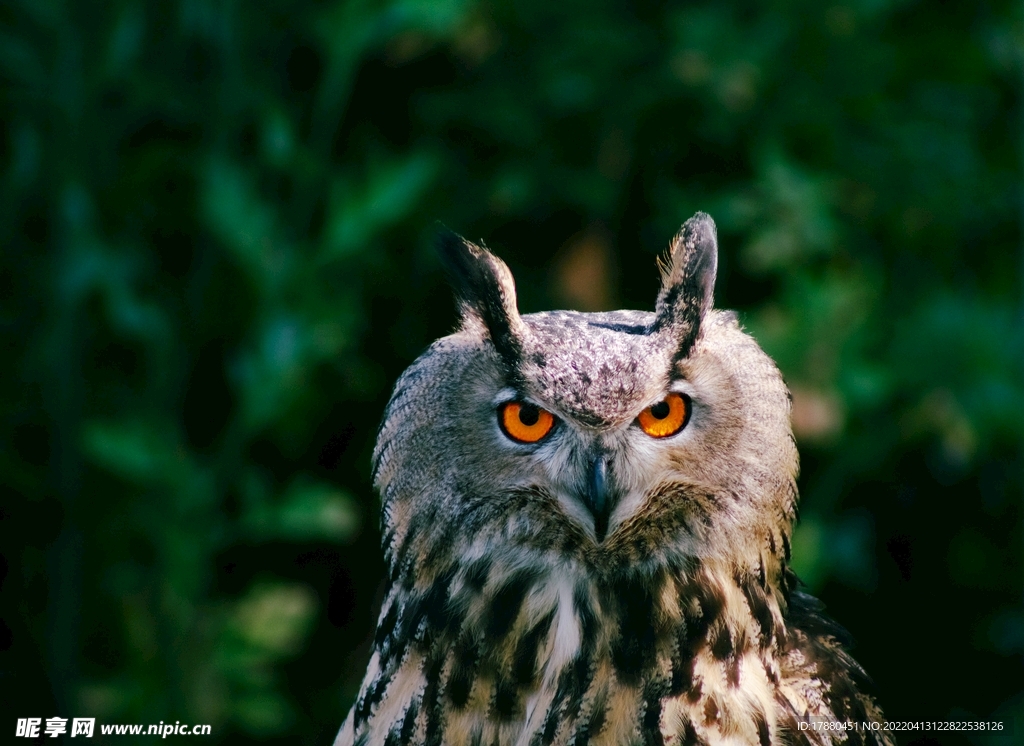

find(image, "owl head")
[374,213,798,580]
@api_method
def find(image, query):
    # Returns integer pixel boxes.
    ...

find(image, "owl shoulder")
[777,590,893,746]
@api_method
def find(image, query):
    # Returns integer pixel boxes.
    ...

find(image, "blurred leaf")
[233,692,293,735]
[81,420,176,484]
[0,31,46,86]
[738,154,838,272]
[243,477,361,543]
[8,121,41,184]
[395,0,472,33]
[231,582,317,656]
[322,152,438,260]
[790,511,876,593]
[105,3,145,74]
[202,158,289,293]
[261,109,295,166]
[790,515,826,590]
[214,582,319,734]
[234,315,308,428]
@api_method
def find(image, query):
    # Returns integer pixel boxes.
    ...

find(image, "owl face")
[374,214,798,572]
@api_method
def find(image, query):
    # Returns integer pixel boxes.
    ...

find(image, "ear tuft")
[437,229,526,370]
[654,212,719,359]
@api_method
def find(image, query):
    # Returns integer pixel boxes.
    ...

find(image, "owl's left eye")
[637,392,691,438]
[499,402,555,444]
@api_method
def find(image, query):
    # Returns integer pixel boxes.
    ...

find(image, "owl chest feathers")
[338,542,864,746]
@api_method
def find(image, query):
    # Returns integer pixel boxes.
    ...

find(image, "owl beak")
[586,456,614,542]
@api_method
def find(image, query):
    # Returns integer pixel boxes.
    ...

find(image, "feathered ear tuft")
[437,229,526,371]
[654,212,718,360]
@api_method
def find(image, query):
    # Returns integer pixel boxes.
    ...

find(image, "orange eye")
[499,402,555,444]
[637,393,690,438]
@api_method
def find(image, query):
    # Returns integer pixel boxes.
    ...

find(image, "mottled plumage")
[334,214,890,746]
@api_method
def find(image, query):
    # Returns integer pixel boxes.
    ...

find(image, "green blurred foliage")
[1,0,1023,743]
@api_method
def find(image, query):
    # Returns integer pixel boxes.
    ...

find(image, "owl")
[334,213,890,746]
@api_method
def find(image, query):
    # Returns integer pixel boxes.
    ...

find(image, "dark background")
[1,0,1022,744]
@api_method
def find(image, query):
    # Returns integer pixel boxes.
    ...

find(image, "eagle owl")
[334,214,890,746]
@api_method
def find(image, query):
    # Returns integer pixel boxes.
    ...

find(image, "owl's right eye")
[499,402,555,444]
